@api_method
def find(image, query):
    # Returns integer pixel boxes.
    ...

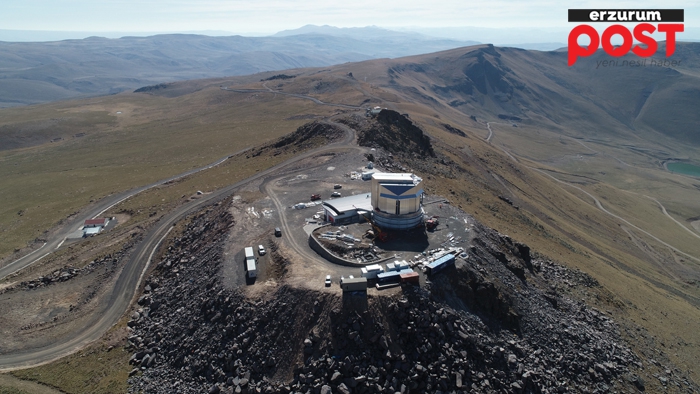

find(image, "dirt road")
[260,119,367,281]
[0,152,239,280]
[0,110,363,370]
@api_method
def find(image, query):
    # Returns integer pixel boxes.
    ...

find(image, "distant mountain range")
[0,26,478,107]
[10,23,696,109]
[378,42,700,146]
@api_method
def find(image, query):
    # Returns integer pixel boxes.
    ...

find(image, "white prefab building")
[371,173,424,230]
[360,264,385,279]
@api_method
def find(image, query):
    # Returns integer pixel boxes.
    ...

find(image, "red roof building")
[84,218,107,227]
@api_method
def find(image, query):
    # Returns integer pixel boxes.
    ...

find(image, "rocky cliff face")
[247,121,346,158]
[126,196,697,393]
[345,110,434,158]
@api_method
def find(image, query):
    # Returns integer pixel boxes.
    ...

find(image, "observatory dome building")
[370,173,424,230]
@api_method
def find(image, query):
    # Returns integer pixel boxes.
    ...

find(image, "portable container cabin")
[426,253,455,275]
[244,247,257,278]
[244,247,255,260]
[377,269,414,283]
[246,258,257,278]
[386,260,410,272]
[400,272,420,285]
[361,171,376,180]
[340,277,367,292]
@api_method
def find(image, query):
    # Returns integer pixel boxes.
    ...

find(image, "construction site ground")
[0,144,479,357]
[220,146,477,296]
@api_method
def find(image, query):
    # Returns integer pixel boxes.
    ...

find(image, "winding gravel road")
[0,97,363,370]
[0,154,237,281]
[483,122,700,266]
[261,119,366,276]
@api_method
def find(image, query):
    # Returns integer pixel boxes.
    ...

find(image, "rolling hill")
[1,42,700,391]
[0,28,475,108]
[118,43,700,383]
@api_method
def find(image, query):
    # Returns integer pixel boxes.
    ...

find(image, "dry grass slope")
[0,84,335,259]
[1,43,700,388]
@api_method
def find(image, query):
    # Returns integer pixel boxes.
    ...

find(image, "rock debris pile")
[126,198,697,393]
[2,250,127,294]
[338,111,433,158]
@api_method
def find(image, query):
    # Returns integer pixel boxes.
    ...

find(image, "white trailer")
[244,247,257,278]
[246,258,257,278]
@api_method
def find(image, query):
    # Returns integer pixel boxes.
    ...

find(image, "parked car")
[258,244,266,256]
[331,192,341,198]
[325,275,331,286]
[274,227,282,237]
[333,184,342,189]
[310,194,321,201]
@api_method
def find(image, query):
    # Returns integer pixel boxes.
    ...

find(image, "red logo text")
[568,23,684,66]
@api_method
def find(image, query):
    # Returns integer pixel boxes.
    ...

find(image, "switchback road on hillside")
[0,153,238,281]
[484,122,518,162]
[1,85,363,281]
[0,111,362,370]
[645,196,700,240]
[484,122,700,265]
[532,167,700,266]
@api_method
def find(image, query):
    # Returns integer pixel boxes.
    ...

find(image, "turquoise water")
[667,162,700,177]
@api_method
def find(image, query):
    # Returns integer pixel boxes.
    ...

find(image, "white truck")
[244,246,257,278]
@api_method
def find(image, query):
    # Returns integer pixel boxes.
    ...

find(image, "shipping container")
[246,258,257,278]
[340,277,367,292]
[400,272,420,285]
[244,247,257,278]
[244,247,255,260]
[377,268,414,283]
[426,253,455,275]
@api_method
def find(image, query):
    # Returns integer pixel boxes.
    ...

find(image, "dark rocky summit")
[247,121,346,158]
[126,197,697,393]
[341,110,434,158]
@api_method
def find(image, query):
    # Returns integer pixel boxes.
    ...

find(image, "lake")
[667,162,700,177]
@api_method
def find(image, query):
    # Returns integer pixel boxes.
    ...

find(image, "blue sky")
[2,0,699,41]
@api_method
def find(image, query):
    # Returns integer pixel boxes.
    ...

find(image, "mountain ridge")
[2,38,700,392]
[0,31,476,108]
